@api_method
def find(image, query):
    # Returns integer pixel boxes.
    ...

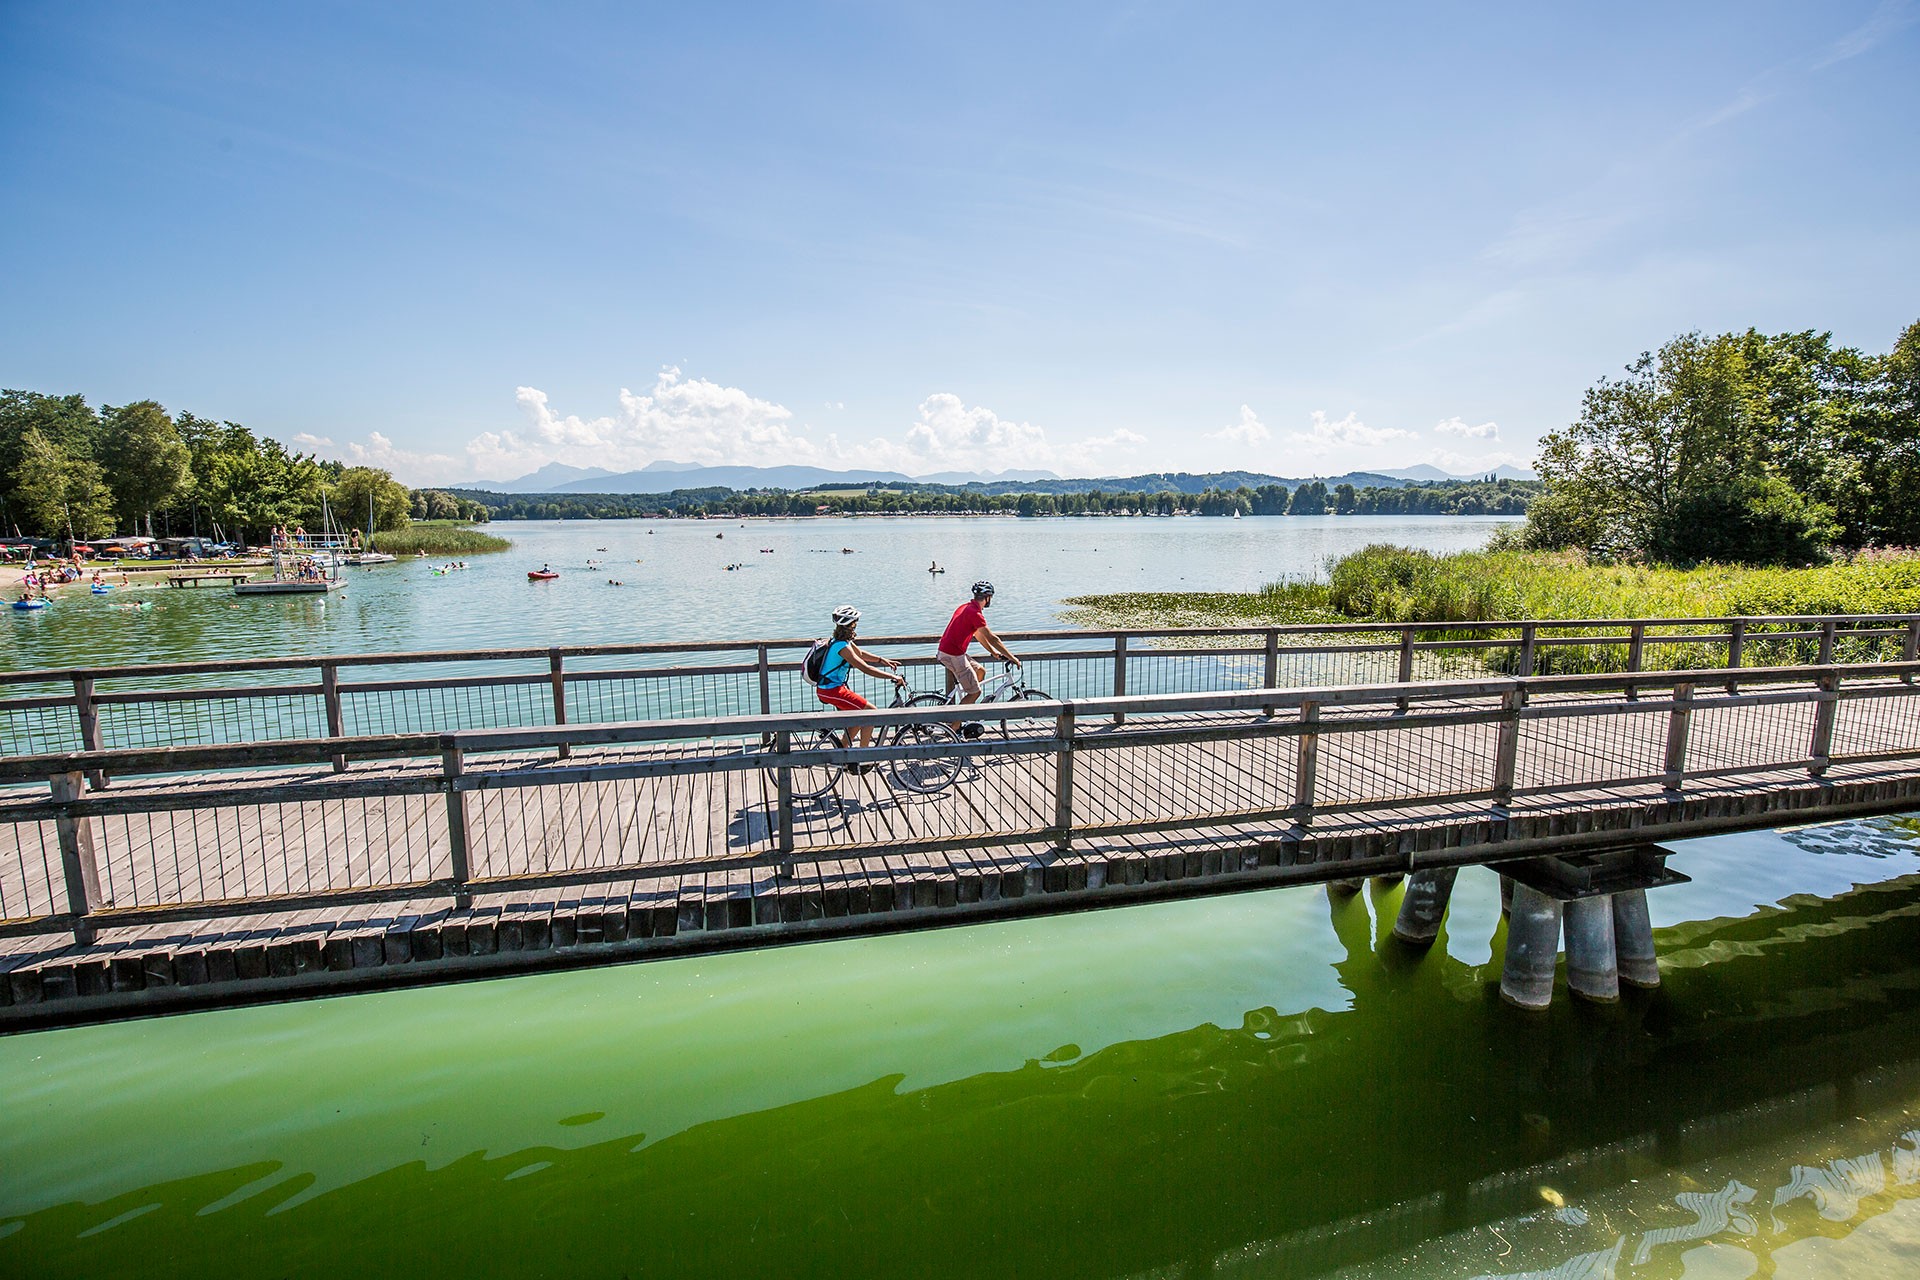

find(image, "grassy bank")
[372,522,512,556]
[1064,545,1920,671]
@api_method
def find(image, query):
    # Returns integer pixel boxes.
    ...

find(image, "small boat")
[528,570,559,581]
[346,551,397,565]
[12,599,49,610]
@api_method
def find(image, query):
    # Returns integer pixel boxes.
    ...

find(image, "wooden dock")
[4,616,1919,1026]
[165,571,253,588]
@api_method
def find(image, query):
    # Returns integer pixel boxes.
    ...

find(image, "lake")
[2,515,1521,670]
[6,513,1920,1277]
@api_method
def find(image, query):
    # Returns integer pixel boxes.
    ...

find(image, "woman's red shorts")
[816,685,872,712]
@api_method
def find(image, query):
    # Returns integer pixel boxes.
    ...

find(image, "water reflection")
[4,822,1920,1278]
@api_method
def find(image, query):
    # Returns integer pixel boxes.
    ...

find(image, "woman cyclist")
[817,606,906,768]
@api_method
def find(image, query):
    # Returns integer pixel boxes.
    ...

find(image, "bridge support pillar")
[1326,879,1364,898]
[1563,896,1619,1002]
[1612,889,1660,989]
[1500,882,1563,1010]
[1498,848,1684,1009]
[1391,867,1458,946]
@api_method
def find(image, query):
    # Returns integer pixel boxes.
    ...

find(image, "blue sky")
[2,2,1915,484]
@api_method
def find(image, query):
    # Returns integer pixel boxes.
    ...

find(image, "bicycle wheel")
[905,692,950,709]
[780,727,844,800]
[886,720,964,794]
[998,687,1056,739]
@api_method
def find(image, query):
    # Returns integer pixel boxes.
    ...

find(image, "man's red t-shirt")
[939,600,986,655]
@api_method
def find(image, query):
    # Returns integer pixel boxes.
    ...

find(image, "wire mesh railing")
[6,615,1918,760]
[5,657,1920,943]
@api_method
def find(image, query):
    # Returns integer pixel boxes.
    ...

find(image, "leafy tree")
[1333,483,1357,514]
[101,400,192,536]
[1287,481,1328,515]
[14,427,116,539]
[1,391,98,536]
[331,467,412,532]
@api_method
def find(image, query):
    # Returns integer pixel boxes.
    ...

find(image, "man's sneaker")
[961,722,986,740]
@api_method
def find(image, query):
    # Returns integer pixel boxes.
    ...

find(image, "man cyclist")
[816,605,906,769]
[937,580,1020,738]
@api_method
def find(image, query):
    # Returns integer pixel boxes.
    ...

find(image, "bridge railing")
[4,658,1919,941]
[3,614,1917,759]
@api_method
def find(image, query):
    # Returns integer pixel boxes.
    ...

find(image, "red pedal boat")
[527,570,559,580]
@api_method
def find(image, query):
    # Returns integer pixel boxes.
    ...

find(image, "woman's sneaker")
[961,723,986,740]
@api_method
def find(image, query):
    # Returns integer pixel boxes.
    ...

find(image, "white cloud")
[847,393,1145,475]
[1434,416,1500,440]
[1816,0,1915,68]
[293,430,459,483]
[1207,405,1271,448]
[449,371,1146,482]
[1285,410,1415,456]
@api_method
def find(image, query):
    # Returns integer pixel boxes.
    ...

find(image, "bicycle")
[907,661,1053,739]
[774,684,966,800]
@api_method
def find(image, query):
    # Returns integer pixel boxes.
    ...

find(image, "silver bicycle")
[906,661,1053,739]
[773,685,966,800]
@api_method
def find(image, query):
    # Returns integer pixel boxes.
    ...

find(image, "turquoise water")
[1,515,1520,669]
[6,819,1920,1277]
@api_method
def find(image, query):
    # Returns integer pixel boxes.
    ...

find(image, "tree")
[1,391,98,536]
[1527,331,1833,563]
[14,427,116,539]
[101,401,192,536]
[333,467,412,532]
[1287,481,1328,515]
[1333,483,1357,514]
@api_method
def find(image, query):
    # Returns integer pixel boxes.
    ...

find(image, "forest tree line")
[1522,319,1920,564]
[0,391,489,543]
[455,476,1537,521]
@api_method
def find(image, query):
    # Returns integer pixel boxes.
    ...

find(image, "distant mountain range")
[459,460,1532,495]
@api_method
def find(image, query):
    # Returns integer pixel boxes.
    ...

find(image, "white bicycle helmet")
[832,605,860,626]
[971,579,994,597]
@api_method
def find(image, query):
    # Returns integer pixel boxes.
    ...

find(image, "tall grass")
[1067,544,1920,673]
[374,522,512,556]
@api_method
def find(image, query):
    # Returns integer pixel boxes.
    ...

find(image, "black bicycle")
[906,661,1053,739]
[774,685,966,800]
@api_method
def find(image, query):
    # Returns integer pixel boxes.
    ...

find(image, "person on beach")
[936,580,1019,738]
[816,605,905,769]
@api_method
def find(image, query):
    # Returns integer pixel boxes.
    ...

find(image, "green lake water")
[6,819,1920,1278]
[7,515,1920,1275]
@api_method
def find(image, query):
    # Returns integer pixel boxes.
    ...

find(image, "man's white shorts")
[937,650,982,696]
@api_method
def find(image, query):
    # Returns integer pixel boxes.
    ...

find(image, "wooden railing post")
[1112,635,1127,726]
[72,675,107,791]
[1492,687,1524,805]
[321,662,346,773]
[774,729,795,856]
[51,770,104,943]
[1904,620,1919,685]
[1808,671,1839,777]
[1818,619,1836,666]
[1518,624,1538,678]
[1262,629,1279,717]
[1727,619,1746,694]
[1053,704,1076,850]
[1293,699,1320,824]
[1625,623,1645,701]
[549,649,570,761]
[441,744,472,905]
[756,644,773,715]
[1663,681,1693,791]
[1396,628,1415,712]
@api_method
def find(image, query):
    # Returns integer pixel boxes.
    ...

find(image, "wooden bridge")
[3,615,1919,1027]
